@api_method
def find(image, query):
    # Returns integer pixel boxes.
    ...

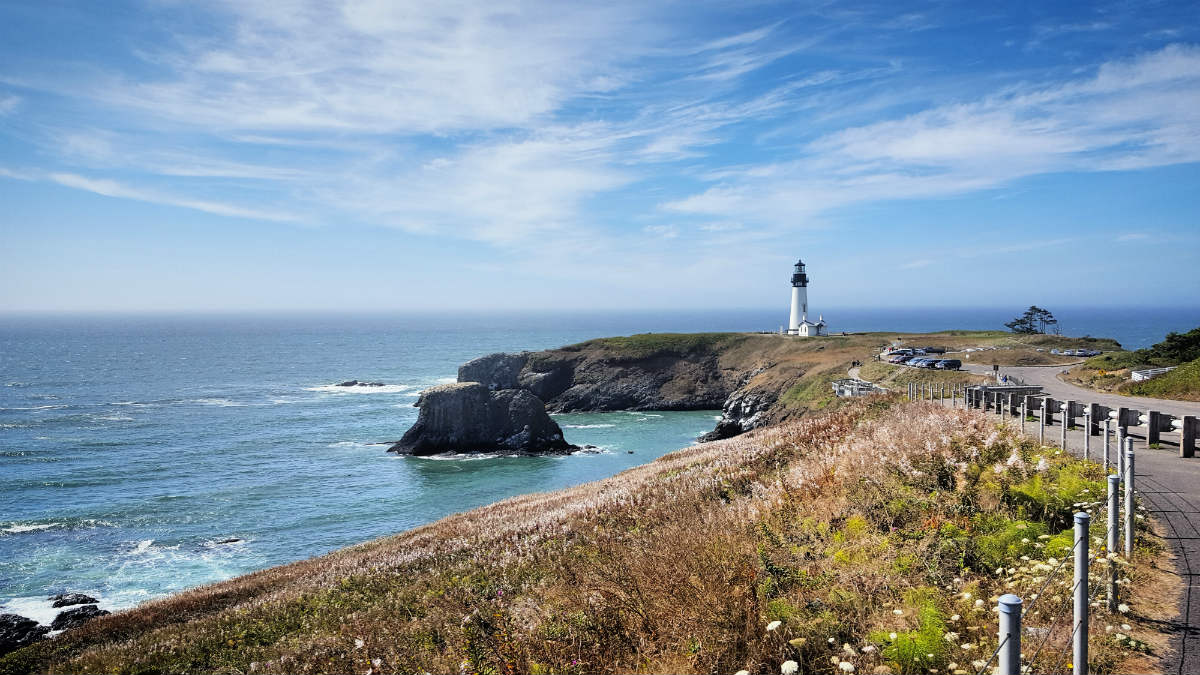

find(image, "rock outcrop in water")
[1,614,48,656]
[50,605,110,631]
[49,592,98,608]
[399,333,853,449]
[390,382,573,456]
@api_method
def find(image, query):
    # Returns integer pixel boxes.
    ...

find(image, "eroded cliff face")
[451,334,829,440]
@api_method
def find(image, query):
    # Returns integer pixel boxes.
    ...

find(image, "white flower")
[961,643,974,650]
[843,643,857,656]
[1118,603,1130,613]
[781,660,799,675]
[354,638,364,649]
[862,645,876,653]
[735,671,750,675]
[889,632,898,641]
[950,614,961,621]
[839,662,855,673]
[767,620,782,632]
[974,599,984,607]
[944,632,959,642]
[1121,624,1131,631]
[828,637,836,644]
[893,609,904,615]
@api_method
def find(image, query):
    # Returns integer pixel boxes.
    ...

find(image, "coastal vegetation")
[1004,306,1058,334]
[2,398,1172,674]
[1063,327,1200,400]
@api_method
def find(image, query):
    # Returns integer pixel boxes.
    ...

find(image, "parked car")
[935,359,962,370]
[923,346,947,354]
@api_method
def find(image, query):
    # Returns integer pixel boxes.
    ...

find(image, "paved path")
[963,363,1200,418]
[933,390,1200,674]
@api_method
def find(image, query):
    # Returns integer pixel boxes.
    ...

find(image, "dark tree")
[1005,306,1057,334]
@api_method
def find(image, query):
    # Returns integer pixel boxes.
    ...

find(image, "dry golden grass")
[1,397,1173,675]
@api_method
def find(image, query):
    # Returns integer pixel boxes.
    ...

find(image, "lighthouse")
[787,259,826,337]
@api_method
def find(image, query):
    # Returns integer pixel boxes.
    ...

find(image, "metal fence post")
[1107,474,1120,612]
[1103,419,1111,472]
[1083,411,1091,461]
[1117,426,1126,481]
[1074,511,1090,675]
[998,594,1022,675]
[1021,399,1027,434]
[1061,408,1068,451]
[1040,399,1047,444]
[1125,443,1136,559]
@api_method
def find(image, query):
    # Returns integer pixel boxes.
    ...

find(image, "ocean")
[2,306,1198,621]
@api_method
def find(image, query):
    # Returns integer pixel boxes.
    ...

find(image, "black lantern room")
[791,259,809,287]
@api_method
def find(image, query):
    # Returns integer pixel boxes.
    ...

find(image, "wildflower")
[961,592,972,600]
[889,632,898,641]
[839,662,855,673]
[1121,624,1131,631]
[355,638,364,649]
[843,643,857,656]
[961,643,974,650]
[767,620,782,632]
[1118,603,1130,613]
[974,599,984,607]
[862,645,876,653]
[972,660,987,669]
[781,662,799,675]
[893,609,904,615]
[943,632,959,642]
[950,614,961,621]
[735,671,750,675]
[829,637,837,644]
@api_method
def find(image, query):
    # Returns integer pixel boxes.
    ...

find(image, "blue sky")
[1,0,1198,312]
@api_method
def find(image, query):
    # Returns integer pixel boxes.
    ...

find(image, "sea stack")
[390,382,573,456]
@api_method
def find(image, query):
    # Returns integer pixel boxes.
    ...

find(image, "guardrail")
[951,385,1200,457]
[905,382,1145,674]
[1131,366,1176,382]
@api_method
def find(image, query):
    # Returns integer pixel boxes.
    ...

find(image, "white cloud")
[0,94,19,115]
[46,172,300,222]
[664,45,1200,225]
[1115,232,1150,242]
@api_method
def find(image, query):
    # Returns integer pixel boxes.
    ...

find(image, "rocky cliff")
[447,333,844,441]
[389,382,573,456]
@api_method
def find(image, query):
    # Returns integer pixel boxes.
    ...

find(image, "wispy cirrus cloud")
[664,44,1200,226]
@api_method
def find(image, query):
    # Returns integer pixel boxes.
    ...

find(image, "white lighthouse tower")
[787,259,826,337]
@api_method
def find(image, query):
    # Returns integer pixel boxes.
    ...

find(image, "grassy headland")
[2,398,1172,674]
[1062,327,1200,401]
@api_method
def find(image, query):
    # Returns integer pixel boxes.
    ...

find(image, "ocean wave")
[91,414,134,422]
[561,423,617,429]
[571,446,614,455]
[2,522,60,534]
[327,441,379,449]
[305,383,415,394]
[411,451,513,461]
[0,518,116,536]
[187,398,247,407]
[0,404,70,411]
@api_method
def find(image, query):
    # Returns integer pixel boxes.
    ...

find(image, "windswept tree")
[1006,306,1057,334]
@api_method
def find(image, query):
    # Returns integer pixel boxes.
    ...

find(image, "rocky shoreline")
[1,594,108,656]
[395,334,819,454]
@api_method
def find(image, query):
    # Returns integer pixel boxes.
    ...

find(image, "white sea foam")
[561,423,617,429]
[305,384,414,394]
[130,539,157,555]
[414,452,509,461]
[2,522,60,534]
[188,398,246,407]
[93,414,134,422]
[435,377,456,384]
[1,404,69,411]
[327,441,375,449]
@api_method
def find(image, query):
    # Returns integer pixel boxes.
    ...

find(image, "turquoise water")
[2,308,1197,621]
